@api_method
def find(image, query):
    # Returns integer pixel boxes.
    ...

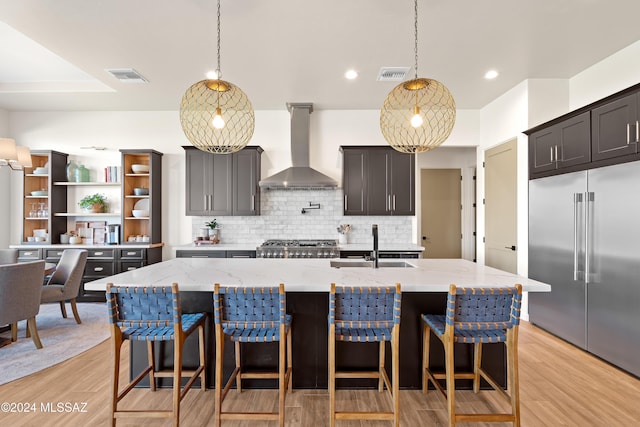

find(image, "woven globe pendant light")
[380,0,456,154]
[180,0,254,154]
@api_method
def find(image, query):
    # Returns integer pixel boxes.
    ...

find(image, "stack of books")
[104,166,120,183]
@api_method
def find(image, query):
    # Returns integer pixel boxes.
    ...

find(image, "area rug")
[0,302,109,385]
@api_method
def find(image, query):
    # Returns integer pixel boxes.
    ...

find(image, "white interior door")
[484,139,517,273]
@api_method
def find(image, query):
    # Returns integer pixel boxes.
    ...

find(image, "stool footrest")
[336,370,381,379]
[455,413,517,423]
[114,410,173,418]
[221,412,280,420]
[336,411,395,421]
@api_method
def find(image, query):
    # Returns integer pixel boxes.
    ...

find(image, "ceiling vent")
[377,67,410,82]
[106,68,149,83]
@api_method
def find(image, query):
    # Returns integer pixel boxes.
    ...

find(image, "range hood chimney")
[259,103,338,189]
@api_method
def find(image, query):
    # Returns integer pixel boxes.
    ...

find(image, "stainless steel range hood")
[259,103,338,189]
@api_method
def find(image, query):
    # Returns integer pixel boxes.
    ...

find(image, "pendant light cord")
[216,0,221,79]
[414,0,418,79]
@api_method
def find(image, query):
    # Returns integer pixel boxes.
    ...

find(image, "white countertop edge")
[85,258,550,293]
[10,243,159,249]
[172,242,425,252]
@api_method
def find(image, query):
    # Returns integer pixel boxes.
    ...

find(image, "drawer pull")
[94,251,104,256]
[24,252,33,256]
[93,267,104,272]
[127,267,137,271]
[56,251,63,256]
[126,251,136,256]
[192,255,209,258]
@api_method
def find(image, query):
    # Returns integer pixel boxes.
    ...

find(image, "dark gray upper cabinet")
[529,112,591,176]
[184,146,262,216]
[592,92,639,162]
[341,146,415,216]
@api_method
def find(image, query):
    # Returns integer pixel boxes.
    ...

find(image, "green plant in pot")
[205,219,219,241]
[79,193,107,213]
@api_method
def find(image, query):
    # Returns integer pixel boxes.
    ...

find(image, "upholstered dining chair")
[41,249,87,324]
[0,260,46,349]
[328,283,402,427]
[422,284,523,427]
[213,283,293,427]
[107,283,207,427]
[0,248,18,265]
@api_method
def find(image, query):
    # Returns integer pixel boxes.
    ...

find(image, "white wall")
[0,108,11,249]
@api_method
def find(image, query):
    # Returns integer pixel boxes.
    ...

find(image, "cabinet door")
[592,93,638,162]
[529,127,558,174]
[367,150,391,215]
[557,112,591,168]
[210,154,233,215]
[342,149,367,215]
[233,149,260,215]
[185,148,210,215]
[389,151,415,215]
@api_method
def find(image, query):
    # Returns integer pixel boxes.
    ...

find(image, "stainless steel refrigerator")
[529,161,640,377]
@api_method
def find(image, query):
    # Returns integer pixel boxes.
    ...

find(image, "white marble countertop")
[173,242,424,252]
[85,258,550,293]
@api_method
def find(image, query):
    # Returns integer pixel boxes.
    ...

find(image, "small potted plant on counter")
[79,193,107,213]
[205,219,220,242]
[337,224,351,245]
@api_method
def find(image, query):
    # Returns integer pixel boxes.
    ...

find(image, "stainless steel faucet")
[372,224,379,268]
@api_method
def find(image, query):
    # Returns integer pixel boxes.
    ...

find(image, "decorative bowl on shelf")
[30,190,48,196]
[132,209,149,218]
[131,164,149,174]
[133,187,149,196]
[33,167,48,175]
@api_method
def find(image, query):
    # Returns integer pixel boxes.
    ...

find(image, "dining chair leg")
[59,301,68,319]
[70,298,82,324]
[26,317,42,349]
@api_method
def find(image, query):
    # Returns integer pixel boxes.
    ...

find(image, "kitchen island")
[86,258,549,389]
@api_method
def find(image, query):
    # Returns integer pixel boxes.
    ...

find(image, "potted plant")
[78,193,107,213]
[205,219,220,241]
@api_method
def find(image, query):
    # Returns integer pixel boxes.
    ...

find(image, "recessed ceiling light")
[345,69,358,80]
[484,70,499,80]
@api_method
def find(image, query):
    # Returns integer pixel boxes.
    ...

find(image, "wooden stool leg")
[287,326,293,392]
[147,341,156,391]
[445,337,455,427]
[235,340,242,393]
[279,327,286,427]
[110,326,122,427]
[329,324,336,427]
[508,328,521,427]
[11,322,17,342]
[172,337,183,427]
[378,340,385,392]
[199,323,207,391]
[214,325,224,427]
[392,325,400,427]
[473,342,482,393]
[422,322,431,393]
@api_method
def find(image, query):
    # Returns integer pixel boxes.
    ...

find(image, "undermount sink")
[330,260,416,268]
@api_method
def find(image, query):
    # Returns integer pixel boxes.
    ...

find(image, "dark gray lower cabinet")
[176,250,256,258]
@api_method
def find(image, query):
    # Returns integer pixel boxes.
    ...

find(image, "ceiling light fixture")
[485,70,499,79]
[179,0,255,154]
[379,0,456,153]
[345,69,358,80]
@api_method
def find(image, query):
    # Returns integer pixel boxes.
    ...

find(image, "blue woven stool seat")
[123,313,206,341]
[223,314,292,342]
[421,284,523,426]
[421,314,508,344]
[335,326,393,342]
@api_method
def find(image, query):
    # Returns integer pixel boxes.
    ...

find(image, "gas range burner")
[257,239,339,258]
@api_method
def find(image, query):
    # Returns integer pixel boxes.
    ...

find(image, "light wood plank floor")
[0,321,638,426]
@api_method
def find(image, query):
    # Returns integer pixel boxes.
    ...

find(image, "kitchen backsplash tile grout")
[191,189,412,244]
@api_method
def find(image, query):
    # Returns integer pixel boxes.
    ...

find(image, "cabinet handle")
[24,252,33,256]
[550,146,554,162]
[344,195,348,210]
[392,194,396,211]
[627,123,631,144]
[251,195,255,211]
[126,251,136,256]
[636,120,639,143]
[554,145,558,163]
[94,251,104,256]
[93,267,104,272]
[56,251,63,256]
[127,267,137,271]
[192,255,209,258]
[231,255,251,258]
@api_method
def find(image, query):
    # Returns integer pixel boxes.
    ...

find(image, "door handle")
[504,245,516,251]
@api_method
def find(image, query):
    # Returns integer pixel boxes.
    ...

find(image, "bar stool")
[107,283,206,427]
[328,283,401,427]
[422,284,523,427]
[213,283,292,427]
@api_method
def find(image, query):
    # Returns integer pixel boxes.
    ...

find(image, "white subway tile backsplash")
[191,189,413,244]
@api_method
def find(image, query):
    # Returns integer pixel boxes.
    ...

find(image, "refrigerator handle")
[573,192,580,280]
[585,192,594,284]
